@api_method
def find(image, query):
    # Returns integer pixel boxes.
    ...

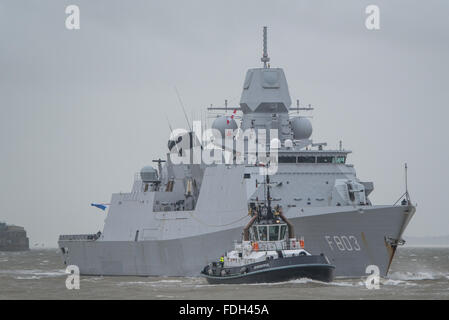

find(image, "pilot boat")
[201,171,335,284]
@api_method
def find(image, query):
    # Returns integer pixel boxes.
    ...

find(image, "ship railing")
[58,234,99,241]
[235,239,303,251]
[241,240,292,251]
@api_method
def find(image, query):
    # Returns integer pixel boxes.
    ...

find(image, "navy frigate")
[58,27,415,278]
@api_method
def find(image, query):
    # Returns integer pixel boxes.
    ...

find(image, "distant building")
[0,222,29,251]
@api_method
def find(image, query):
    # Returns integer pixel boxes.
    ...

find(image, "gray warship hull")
[59,204,414,278]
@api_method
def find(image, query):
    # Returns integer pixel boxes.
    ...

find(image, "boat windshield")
[255,224,288,242]
[258,226,267,241]
[252,226,259,240]
[280,224,287,240]
[268,225,280,241]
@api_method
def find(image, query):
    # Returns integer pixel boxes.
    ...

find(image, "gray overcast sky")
[1,0,448,247]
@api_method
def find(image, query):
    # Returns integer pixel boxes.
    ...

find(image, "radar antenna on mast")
[261,26,270,68]
[174,86,192,132]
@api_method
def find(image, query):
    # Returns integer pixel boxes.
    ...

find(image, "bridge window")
[279,156,296,163]
[258,226,268,241]
[335,156,346,164]
[317,156,334,163]
[298,156,316,163]
[252,226,259,240]
[244,173,251,179]
[280,225,287,240]
[269,225,280,241]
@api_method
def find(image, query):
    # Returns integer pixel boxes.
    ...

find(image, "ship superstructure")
[59,27,415,277]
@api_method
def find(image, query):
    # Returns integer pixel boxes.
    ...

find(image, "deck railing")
[58,234,99,241]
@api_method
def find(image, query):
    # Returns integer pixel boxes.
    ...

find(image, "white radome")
[212,115,238,138]
[291,117,312,140]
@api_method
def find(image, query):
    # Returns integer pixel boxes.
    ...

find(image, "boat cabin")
[247,222,303,251]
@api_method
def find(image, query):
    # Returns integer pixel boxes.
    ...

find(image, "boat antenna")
[165,114,174,134]
[165,114,181,154]
[266,172,271,212]
[260,162,272,213]
[261,26,270,68]
[174,86,192,132]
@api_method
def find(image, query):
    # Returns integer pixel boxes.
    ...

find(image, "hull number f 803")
[325,235,361,251]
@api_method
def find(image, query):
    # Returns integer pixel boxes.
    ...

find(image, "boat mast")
[261,26,270,68]
[405,163,411,204]
[266,173,271,213]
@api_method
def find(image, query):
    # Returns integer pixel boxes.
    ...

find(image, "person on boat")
[252,242,259,251]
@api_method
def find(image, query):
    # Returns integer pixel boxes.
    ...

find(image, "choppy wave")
[194,278,363,288]
[382,279,418,286]
[389,271,449,281]
[155,279,183,283]
[117,278,192,288]
[81,276,104,283]
[15,276,42,280]
[0,268,65,278]
[288,278,363,287]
